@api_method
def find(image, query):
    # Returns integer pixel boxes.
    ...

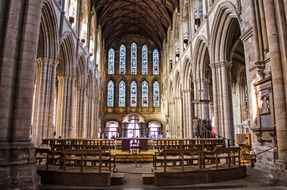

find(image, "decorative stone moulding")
[251,127,275,145]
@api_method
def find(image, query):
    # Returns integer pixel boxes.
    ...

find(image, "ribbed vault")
[92,0,179,48]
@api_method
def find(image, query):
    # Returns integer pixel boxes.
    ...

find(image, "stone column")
[175,96,183,138]
[264,0,287,166]
[56,76,74,138]
[168,102,174,138]
[209,64,222,135]
[32,58,58,145]
[182,89,193,138]
[86,93,93,139]
[75,87,85,138]
[201,78,210,120]
[92,97,99,138]
[219,61,234,141]
[0,0,42,189]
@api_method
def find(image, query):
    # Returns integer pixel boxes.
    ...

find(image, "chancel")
[1,0,287,189]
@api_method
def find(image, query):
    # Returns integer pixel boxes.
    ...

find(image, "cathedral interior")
[1,0,287,189]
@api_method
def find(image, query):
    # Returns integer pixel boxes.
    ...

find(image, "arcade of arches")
[1,0,287,188]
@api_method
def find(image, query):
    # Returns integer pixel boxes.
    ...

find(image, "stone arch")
[75,55,88,89]
[54,33,76,138]
[181,56,194,138]
[182,56,191,90]
[209,2,244,141]
[37,0,59,59]
[31,0,59,145]
[174,71,183,138]
[58,33,76,76]
[193,36,208,80]
[210,1,239,62]
[86,70,94,138]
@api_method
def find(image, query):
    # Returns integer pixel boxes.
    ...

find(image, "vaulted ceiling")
[92,0,179,49]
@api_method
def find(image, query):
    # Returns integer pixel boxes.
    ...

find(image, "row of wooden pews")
[152,138,241,172]
[35,139,115,172]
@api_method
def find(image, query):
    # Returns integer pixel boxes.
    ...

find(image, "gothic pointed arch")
[38,0,59,59]
[210,1,240,62]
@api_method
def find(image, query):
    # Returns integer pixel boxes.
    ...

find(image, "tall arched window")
[130,81,137,107]
[119,44,126,74]
[119,80,126,107]
[142,45,148,75]
[108,48,115,74]
[107,80,114,107]
[153,49,159,75]
[142,81,148,107]
[153,81,160,107]
[131,42,137,75]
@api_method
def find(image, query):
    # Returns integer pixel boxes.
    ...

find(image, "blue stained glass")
[130,81,137,107]
[153,81,160,107]
[119,44,126,74]
[131,42,137,75]
[119,80,126,107]
[108,48,115,74]
[153,49,159,75]
[142,81,148,107]
[142,45,148,75]
[107,80,114,107]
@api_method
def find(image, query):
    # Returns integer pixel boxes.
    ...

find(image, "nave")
[1,0,287,189]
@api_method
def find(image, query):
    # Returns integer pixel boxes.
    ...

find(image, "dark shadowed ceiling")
[92,0,179,48]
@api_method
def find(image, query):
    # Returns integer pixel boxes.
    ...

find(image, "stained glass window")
[107,80,114,107]
[153,49,159,75]
[119,44,126,74]
[142,81,148,107]
[142,45,148,75]
[153,81,160,107]
[131,42,137,75]
[130,80,137,107]
[119,80,126,107]
[108,48,115,74]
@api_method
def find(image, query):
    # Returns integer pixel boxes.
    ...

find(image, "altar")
[119,138,149,151]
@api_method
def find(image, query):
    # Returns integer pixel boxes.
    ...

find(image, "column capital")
[214,60,232,69]
[37,57,59,66]
[182,89,193,93]
[57,75,74,81]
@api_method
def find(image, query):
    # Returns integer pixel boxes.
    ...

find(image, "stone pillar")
[92,97,99,138]
[56,76,74,138]
[86,94,93,139]
[210,63,219,134]
[264,0,287,167]
[0,0,42,189]
[182,89,193,138]
[193,78,200,117]
[32,58,58,145]
[168,102,174,138]
[219,61,234,141]
[75,87,85,138]
[201,78,210,120]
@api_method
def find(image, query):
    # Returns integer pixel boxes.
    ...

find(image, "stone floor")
[40,163,287,190]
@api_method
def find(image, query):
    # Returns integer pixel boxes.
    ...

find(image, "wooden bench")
[153,148,202,172]
[62,149,112,172]
[202,147,241,168]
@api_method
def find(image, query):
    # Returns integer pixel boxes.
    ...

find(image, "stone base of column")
[0,142,39,189]
[270,160,287,186]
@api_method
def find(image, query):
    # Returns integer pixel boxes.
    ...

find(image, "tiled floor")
[40,163,287,190]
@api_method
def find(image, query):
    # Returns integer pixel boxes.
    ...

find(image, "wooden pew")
[202,146,241,168]
[153,147,202,172]
[62,149,112,172]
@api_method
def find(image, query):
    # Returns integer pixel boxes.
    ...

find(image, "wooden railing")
[36,138,115,172]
